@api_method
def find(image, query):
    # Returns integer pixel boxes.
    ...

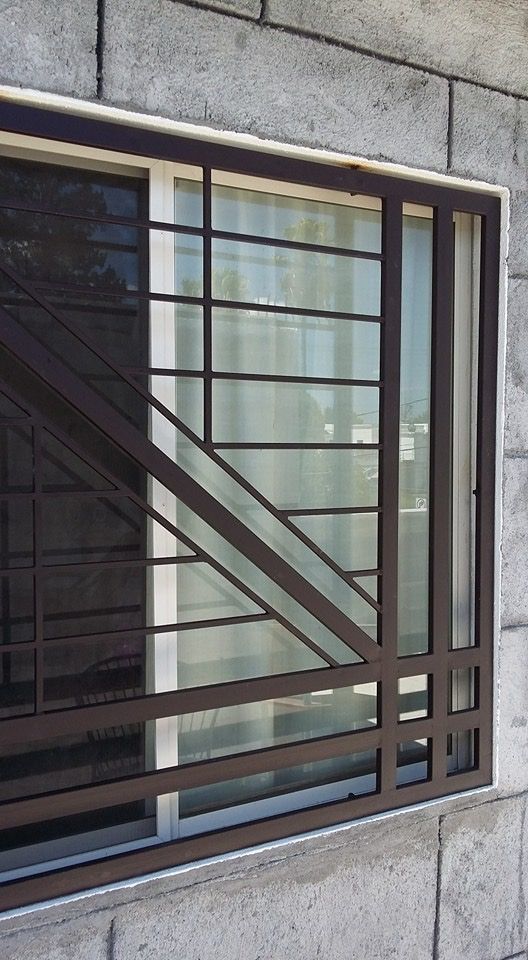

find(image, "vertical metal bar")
[203,168,212,445]
[380,196,403,792]
[430,207,455,784]
[474,201,500,783]
[33,424,44,712]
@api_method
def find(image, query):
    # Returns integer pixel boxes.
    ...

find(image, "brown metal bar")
[0,762,487,913]
[0,198,385,262]
[474,202,500,785]
[212,373,381,387]
[0,726,382,830]
[0,706,481,834]
[31,278,384,324]
[430,206,455,784]
[0,374,340,671]
[0,265,380,616]
[379,195,403,792]
[41,613,274,647]
[0,661,379,745]
[32,425,43,715]
[285,506,380,517]
[214,442,381,450]
[0,101,499,213]
[0,306,380,662]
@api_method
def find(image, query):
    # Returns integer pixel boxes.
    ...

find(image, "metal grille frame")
[0,103,500,911]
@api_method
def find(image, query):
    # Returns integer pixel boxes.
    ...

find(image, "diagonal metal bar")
[0,261,380,614]
[0,303,380,662]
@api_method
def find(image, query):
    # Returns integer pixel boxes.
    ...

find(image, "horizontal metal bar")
[395,646,481,678]
[285,506,380,517]
[0,662,379,745]
[0,197,201,236]
[31,278,385,324]
[126,369,381,388]
[212,227,384,261]
[0,101,500,214]
[212,372,381,387]
[0,762,488,912]
[213,443,381,450]
[0,725,383,830]
[0,555,200,578]
[40,613,275,648]
[0,706,465,832]
[0,199,382,261]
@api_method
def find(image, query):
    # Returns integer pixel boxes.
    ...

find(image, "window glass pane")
[42,562,263,640]
[174,176,203,227]
[398,674,429,721]
[0,426,33,493]
[149,376,203,440]
[212,239,381,315]
[396,738,430,785]
[448,667,476,712]
[0,573,34,644]
[177,682,377,766]
[174,233,202,297]
[180,748,378,821]
[0,725,146,802]
[447,729,476,773]
[150,303,203,371]
[0,500,33,569]
[212,308,380,380]
[44,621,327,711]
[398,210,433,656]
[176,619,326,687]
[42,431,114,493]
[213,381,379,444]
[43,636,145,710]
[292,513,378,571]
[0,391,28,418]
[212,183,382,252]
[47,292,149,369]
[218,449,379,510]
[0,649,34,718]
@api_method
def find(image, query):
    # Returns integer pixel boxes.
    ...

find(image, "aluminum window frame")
[0,102,500,911]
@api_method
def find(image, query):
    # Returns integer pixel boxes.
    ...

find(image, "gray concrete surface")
[497,627,528,796]
[265,0,528,100]
[0,0,96,97]
[103,0,449,170]
[0,2,526,958]
[437,795,528,960]
[505,279,528,453]
[111,818,438,960]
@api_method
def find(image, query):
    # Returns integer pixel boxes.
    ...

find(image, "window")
[0,105,499,910]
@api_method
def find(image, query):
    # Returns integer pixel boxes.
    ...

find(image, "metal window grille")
[0,103,500,910]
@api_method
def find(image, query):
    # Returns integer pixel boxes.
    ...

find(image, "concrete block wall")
[0,1,527,957]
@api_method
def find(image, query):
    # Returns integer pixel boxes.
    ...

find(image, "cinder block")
[113,818,438,960]
[450,82,528,189]
[437,795,526,960]
[497,626,528,796]
[265,1,528,100]
[173,0,261,16]
[104,0,449,171]
[0,911,111,960]
[508,191,528,277]
[0,0,97,98]
[501,456,528,627]
[505,279,528,452]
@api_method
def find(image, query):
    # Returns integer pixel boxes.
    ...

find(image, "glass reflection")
[398,211,433,656]
[212,239,381,315]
